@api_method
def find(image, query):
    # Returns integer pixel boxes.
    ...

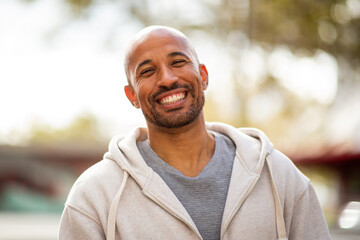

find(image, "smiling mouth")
[158,92,186,105]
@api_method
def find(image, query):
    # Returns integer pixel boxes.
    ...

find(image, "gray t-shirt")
[137,131,236,240]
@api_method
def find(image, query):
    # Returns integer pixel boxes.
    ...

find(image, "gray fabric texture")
[137,131,236,240]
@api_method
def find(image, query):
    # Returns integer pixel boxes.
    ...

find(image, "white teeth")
[159,92,185,105]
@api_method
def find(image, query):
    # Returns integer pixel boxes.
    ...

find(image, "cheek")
[135,83,152,104]
[178,68,202,84]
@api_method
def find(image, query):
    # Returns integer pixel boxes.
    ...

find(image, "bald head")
[124,26,199,85]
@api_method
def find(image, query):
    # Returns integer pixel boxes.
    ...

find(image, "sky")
[0,0,343,145]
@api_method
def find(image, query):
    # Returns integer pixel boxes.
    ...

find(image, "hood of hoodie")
[104,122,274,189]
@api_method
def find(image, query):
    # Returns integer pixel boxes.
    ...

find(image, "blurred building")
[0,143,106,213]
[290,142,360,228]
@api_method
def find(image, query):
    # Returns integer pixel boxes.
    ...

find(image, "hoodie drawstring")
[106,171,129,240]
[266,154,288,240]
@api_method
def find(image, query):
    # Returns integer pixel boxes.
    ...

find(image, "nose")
[156,66,178,87]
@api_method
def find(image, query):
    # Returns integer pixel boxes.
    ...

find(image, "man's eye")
[172,59,187,66]
[140,68,154,76]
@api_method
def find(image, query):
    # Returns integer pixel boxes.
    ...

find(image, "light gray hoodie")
[59,122,330,240]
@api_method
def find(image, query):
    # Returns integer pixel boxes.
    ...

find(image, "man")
[59,26,330,240]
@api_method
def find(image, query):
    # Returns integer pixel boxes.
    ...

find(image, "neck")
[146,113,215,177]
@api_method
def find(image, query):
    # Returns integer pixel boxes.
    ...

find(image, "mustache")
[150,82,194,101]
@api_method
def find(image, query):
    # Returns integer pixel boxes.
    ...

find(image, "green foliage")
[19,0,360,148]
[248,0,359,64]
[65,0,93,15]
[44,0,359,65]
[28,113,106,144]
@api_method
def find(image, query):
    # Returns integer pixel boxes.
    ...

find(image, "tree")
[19,0,360,149]
[27,113,107,145]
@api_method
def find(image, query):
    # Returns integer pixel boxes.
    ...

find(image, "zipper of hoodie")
[142,190,203,240]
[220,173,261,239]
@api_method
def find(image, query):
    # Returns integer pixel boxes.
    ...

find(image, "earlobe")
[124,85,140,108]
[200,64,209,90]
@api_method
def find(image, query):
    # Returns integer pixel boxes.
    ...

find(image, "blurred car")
[338,201,360,231]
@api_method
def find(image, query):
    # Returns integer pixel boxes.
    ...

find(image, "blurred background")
[0,0,360,239]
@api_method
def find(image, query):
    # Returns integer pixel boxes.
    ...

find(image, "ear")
[124,85,140,108]
[199,64,209,90]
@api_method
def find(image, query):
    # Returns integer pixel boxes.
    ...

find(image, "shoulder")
[67,159,124,199]
[269,149,310,204]
[269,150,330,237]
[270,149,309,185]
[65,159,124,216]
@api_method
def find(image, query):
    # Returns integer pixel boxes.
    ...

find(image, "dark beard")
[142,82,205,128]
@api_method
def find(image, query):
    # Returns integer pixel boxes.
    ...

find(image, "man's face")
[125,30,208,129]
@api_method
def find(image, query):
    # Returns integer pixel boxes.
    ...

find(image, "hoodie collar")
[109,122,274,187]
[206,122,273,175]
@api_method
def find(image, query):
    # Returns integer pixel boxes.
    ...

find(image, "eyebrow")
[168,51,190,59]
[135,59,152,73]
